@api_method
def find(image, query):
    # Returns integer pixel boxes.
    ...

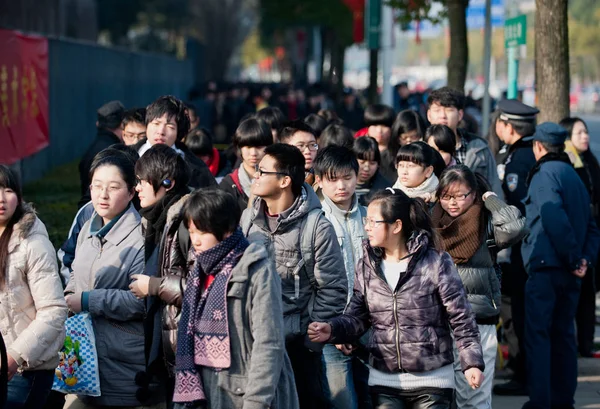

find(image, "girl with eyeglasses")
[431,165,527,409]
[308,188,485,409]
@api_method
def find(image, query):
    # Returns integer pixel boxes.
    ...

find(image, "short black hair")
[233,118,273,149]
[90,149,137,192]
[256,107,286,131]
[263,143,306,197]
[122,108,146,128]
[427,87,465,110]
[184,188,240,242]
[135,144,190,194]
[303,114,328,138]
[426,124,456,156]
[317,109,342,126]
[319,124,354,149]
[396,141,439,168]
[500,117,536,138]
[314,145,359,180]
[185,128,214,157]
[539,141,565,155]
[389,109,427,155]
[364,104,395,128]
[146,95,190,142]
[279,120,317,143]
[353,136,381,164]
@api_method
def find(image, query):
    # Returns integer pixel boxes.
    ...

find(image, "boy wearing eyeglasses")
[241,143,347,409]
[313,145,367,409]
[279,120,320,189]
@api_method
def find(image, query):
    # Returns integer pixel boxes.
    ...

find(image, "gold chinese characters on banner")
[0,64,40,128]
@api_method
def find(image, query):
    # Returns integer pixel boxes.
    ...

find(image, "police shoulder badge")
[506,173,518,192]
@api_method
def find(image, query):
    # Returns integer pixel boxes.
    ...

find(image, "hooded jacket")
[328,232,484,374]
[240,185,348,345]
[1,204,67,371]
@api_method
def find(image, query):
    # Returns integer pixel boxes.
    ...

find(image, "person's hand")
[65,293,82,314]
[307,322,332,343]
[335,344,354,356]
[130,274,150,299]
[572,259,588,278]
[465,368,484,390]
[5,355,19,381]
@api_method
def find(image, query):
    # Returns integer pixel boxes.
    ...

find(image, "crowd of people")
[0,83,598,409]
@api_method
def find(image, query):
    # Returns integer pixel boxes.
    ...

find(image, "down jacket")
[2,204,67,371]
[328,231,484,374]
[240,184,348,346]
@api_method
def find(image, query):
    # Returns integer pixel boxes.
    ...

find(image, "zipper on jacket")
[392,291,402,370]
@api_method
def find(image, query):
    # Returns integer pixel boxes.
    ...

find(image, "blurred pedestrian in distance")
[337,88,365,132]
[256,106,287,142]
[319,124,354,150]
[185,128,232,179]
[0,165,67,409]
[185,102,201,132]
[304,113,328,139]
[389,109,427,164]
[361,104,396,182]
[78,100,125,207]
[122,108,147,146]
[317,109,341,126]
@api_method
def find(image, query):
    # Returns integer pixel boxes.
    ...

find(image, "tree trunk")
[535,0,570,122]
[369,49,379,104]
[446,0,469,91]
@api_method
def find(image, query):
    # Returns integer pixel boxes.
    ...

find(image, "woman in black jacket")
[560,117,600,357]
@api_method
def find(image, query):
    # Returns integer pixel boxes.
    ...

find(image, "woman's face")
[368,125,391,148]
[396,161,432,188]
[570,121,589,153]
[364,201,390,248]
[357,158,379,184]
[188,220,221,253]
[439,182,475,218]
[241,146,267,172]
[90,165,134,223]
[427,137,453,165]
[399,130,421,146]
[135,179,167,209]
[0,186,19,228]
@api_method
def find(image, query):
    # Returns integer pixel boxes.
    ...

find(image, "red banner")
[0,29,49,165]
[343,0,366,44]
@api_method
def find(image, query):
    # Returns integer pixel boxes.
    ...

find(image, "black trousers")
[576,266,597,355]
[508,246,528,384]
[371,386,454,409]
[286,337,327,409]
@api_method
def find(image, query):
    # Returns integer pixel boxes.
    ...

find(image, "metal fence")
[16,37,193,183]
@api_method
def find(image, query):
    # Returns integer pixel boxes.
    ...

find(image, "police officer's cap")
[532,122,568,145]
[497,99,539,122]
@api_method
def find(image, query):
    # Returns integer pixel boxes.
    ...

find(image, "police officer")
[493,99,539,397]
[521,122,600,409]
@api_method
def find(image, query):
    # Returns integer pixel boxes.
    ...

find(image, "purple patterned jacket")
[328,231,485,374]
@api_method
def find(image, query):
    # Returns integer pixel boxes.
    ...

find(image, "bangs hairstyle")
[263,143,306,197]
[313,145,359,180]
[369,188,441,251]
[559,117,587,140]
[364,104,395,128]
[256,107,287,131]
[146,95,190,142]
[427,86,465,110]
[436,164,491,205]
[184,188,240,242]
[426,124,456,156]
[353,136,381,164]
[0,166,25,287]
[89,149,137,191]
[122,108,146,127]
[233,118,273,149]
[186,128,214,157]
[396,141,438,168]
[303,114,328,138]
[279,120,317,143]
[319,124,354,149]
[389,109,427,156]
[135,144,190,194]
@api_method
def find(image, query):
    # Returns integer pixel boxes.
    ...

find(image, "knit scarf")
[139,191,184,262]
[173,228,249,404]
[392,174,439,202]
[206,148,221,177]
[431,201,484,264]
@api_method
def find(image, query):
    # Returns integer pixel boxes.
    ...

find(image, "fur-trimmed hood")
[8,203,49,253]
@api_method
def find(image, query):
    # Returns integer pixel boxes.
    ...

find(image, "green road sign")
[505,14,527,48]
[366,0,381,50]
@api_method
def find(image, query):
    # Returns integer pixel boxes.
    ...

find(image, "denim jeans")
[5,370,54,409]
[321,344,358,409]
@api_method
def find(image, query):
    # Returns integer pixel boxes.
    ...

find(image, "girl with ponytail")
[432,164,527,409]
[308,187,484,409]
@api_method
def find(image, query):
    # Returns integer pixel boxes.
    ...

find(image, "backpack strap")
[300,208,324,289]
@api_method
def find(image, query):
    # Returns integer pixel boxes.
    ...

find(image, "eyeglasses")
[90,184,127,195]
[362,217,390,228]
[440,190,473,202]
[254,165,288,178]
[293,143,319,152]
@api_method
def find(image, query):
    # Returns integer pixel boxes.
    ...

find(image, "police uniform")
[494,100,539,396]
